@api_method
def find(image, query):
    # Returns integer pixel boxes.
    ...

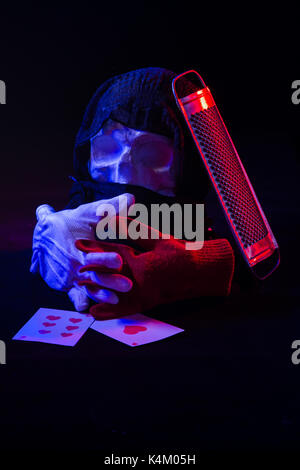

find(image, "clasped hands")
[31,193,234,319]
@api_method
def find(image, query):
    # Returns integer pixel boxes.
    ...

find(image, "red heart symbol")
[66,325,79,331]
[46,315,61,321]
[123,325,147,335]
[61,332,73,337]
[69,318,82,324]
[39,329,51,334]
[43,322,56,327]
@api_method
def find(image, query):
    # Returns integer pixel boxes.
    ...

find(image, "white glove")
[30,194,134,311]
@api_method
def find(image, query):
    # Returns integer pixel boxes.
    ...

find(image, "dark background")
[0,1,300,457]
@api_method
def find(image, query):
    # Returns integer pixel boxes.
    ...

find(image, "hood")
[73,67,210,200]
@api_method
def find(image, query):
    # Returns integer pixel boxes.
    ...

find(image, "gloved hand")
[30,194,135,311]
[76,216,235,319]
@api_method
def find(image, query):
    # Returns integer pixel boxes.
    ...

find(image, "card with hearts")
[90,313,184,347]
[12,308,95,346]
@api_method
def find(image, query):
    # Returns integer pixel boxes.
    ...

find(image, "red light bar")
[172,70,280,279]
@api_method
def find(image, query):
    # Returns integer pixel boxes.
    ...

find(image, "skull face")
[89,119,177,196]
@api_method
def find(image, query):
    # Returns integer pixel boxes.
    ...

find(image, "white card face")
[90,313,184,347]
[12,308,95,346]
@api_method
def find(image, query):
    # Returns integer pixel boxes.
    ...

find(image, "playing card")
[12,308,95,346]
[90,313,184,347]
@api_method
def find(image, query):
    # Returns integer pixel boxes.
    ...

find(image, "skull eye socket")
[131,134,174,169]
[91,135,123,162]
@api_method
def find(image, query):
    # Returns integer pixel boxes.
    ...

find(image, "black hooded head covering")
[68,67,210,208]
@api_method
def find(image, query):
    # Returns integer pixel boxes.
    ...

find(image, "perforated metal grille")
[190,106,268,248]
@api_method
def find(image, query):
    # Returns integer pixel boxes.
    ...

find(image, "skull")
[88,119,177,196]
